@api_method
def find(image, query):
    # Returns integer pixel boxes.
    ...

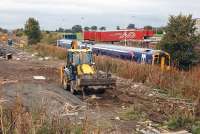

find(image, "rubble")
[59,102,86,117]
[0,44,13,60]
[0,79,18,85]
[33,76,46,80]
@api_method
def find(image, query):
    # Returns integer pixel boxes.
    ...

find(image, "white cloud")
[0,0,199,30]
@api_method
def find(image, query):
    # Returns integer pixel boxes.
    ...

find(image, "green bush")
[167,116,193,130]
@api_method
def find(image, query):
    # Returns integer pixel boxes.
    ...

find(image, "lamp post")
[81,17,85,40]
[125,29,127,46]
[125,16,135,46]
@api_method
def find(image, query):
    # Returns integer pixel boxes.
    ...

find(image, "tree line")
[56,25,106,33]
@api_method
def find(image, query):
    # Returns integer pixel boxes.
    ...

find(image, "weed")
[167,116,193,130]
[119,106,146,121]
[192,121,200,134]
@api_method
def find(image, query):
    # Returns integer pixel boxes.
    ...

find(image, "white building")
[195,18,200,34]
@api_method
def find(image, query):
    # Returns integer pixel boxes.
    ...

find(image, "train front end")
[152,50,170,71]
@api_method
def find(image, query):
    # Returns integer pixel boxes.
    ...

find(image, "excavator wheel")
[61,66,70,91]
[63,77,68,90]
[70,81,75,94]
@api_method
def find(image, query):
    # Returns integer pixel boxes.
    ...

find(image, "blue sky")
[0,0,199,30]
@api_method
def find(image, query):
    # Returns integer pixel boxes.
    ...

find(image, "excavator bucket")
[79,78,116,87]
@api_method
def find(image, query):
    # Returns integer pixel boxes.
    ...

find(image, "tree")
[154,27,165,34]
[116,26,120,30]
[57,27,65,32]
[14,28,24,37]
[127,24,135,29]
[84,27,90,31]
[91,26,98,31]
[24,18,42,45]
[99,26,106,31]
[0,27,8,33]
[65,29,72,33]
[72,25,82,33]
[157,14,200,70]
[144,25,153,30]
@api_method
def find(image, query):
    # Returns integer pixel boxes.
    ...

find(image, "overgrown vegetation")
[158,14,200,70]
[14,28,24,37]
[95,56,200,100]
[32,44,67,60]
[119,106,146,121]
[40,32,61,44]
[24,18,42,45]
[166,111,200,133]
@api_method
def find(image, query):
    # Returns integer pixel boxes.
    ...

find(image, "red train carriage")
[84,29,154,42]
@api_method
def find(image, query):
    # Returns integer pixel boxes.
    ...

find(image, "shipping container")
[84,29,155,42]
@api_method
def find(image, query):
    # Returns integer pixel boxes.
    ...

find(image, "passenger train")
[91,44,170,70]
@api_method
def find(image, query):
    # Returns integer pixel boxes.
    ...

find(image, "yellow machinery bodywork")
[77,64,95,75]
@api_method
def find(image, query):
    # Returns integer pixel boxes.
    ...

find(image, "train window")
[164,56,170,66]
[144,49,151,52]
[153,55,160,65]
[141,54,146,63]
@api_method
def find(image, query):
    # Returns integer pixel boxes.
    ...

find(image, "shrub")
[167,116,193,130]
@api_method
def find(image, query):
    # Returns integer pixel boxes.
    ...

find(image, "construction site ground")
[0,46,192,134]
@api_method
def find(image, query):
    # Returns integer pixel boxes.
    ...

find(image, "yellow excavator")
[60,41,116,95]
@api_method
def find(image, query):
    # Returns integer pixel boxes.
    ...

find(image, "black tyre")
[63,78,68,90]
[70,81,75,94]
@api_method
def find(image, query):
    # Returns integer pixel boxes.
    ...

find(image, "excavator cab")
[67,49,93,66]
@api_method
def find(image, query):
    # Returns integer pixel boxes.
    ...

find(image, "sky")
[0,0,199,30]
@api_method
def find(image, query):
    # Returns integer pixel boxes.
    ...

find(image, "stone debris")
[115,116,120,120]
[44,57,50,60]
[136,121,191,134]
[0,98,8,104]
[38,57,44,61]
[59,102,86,117]
[13,51,33,61]
[0,79,18,85]
[161,130,191,134]
[91,94,102,100]
[33,76,46,80]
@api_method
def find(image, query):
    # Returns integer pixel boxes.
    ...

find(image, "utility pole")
[125,30,127,46]
[81,17,85,40]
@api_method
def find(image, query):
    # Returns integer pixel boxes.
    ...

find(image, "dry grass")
[94,56,200,100]
[0,95,102,134]
[32,44,67,60]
